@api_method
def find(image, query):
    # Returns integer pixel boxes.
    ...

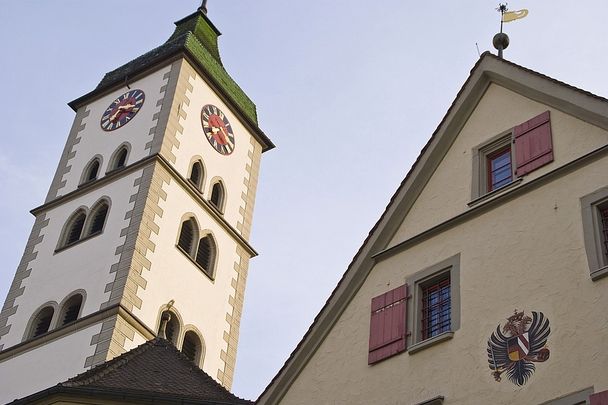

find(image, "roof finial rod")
[200,0,208,15]
[493,3,510,59]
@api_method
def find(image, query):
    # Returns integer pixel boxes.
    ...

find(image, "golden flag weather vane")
[497,3,529,32]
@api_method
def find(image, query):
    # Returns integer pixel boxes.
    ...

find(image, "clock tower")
[0,4,273,403]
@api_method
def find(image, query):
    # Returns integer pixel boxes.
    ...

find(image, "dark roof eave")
[9,385,253,405]
[67,51,275,153]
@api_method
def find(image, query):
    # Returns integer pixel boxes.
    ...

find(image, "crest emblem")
[487,310,550,386]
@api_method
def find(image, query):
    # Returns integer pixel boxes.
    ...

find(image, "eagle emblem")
[487,310,550,386]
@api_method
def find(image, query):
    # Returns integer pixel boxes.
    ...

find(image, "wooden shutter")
[368,284,408,365]
[514,111,553,176]
[590,390,608,405]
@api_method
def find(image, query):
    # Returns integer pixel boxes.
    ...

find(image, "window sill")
[175,245,215,281]
[408,331,454,355]
[468,178,523,208]
[591,265,608,281]
[54,231,102,254]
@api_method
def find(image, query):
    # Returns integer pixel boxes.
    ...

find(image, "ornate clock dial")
[201,104,235,155]
[100,89,145,131]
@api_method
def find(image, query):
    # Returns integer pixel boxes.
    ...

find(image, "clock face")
[100,89,145,131]
[201,104,235,155]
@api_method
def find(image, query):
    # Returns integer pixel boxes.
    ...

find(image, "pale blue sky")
[1,1,607,400]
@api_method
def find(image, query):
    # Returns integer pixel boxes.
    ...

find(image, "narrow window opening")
[31,307,54,338]
[189,162,203,190]
[88,203,109,235]
[115,148,128,169]
[182,331,202,364]
[178,219,196,256]
[210,182,224,212]
[601,206,608,262]
[61,295,83,326]
[66,212,86,246]
[86,160,100,182]
[195,235,216,275]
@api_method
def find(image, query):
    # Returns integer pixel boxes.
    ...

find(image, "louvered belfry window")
[66,213,86,245]
[182,331,201,363]
[421,275,451,340]
[61,295,83,326]
[178,220,195,254]
[195,235,215,273]
[115,148,128,169]
[368,284,408,364]
[190,162,203,189]
[210,182,224,211]
[86,160,100,182]
[514,111,554,176]
[32,307,54,338]
[89,203,109,235]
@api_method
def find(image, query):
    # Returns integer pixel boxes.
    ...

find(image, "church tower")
[0,4,273,402]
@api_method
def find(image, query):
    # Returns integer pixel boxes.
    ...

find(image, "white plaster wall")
[279,156,608,405]
[390,84,608,245]
[173,60,256,230]
[1,170,141,348]
[132,179,239,377]
[0,323,100,404]
[58,65,171,197]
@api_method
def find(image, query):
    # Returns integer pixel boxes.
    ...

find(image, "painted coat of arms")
[487,310,550,386]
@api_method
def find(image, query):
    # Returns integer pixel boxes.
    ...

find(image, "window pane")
[601,207,608,260]
[489,148,512,191]
[421,277,451,339]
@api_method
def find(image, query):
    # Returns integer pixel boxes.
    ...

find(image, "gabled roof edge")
[256,52,608,404]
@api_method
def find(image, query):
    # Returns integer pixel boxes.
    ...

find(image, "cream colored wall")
[132,178,240,378]
[171,60,257,231]
[0,323,100,404]
[279,155,608,405]
[390,83,608,246]
[57,66,171,197]
[1,170,141,348]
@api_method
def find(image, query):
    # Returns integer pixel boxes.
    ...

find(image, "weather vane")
[493,3,529,59]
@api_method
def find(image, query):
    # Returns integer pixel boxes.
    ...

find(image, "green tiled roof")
[96,10,258,125]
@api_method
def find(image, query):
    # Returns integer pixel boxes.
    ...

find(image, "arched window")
[189,161,204,191]
[87,201,109,236]
[63,210,86,247]
[29,306,54,338]
[159,310,180,345]
[209,181,225,213]
[109,146,129,171]
[182,331,203,365]
[177,218,199,257]
[59,294,83,326]
[196,234,217,277]
[83,158,101,183]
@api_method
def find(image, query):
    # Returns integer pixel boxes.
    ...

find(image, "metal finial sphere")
[493,32,510,50]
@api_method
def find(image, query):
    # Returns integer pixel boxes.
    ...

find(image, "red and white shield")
[507,332,530,361]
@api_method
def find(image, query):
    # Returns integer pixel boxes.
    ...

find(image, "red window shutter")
[368,284,408,365]
[590,390,608,405]
[514,111,554,176]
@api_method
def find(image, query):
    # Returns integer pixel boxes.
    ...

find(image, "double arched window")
[25,291,85,341]
[58,199,110,250]
[157,308,205,367]
[177,217,217,278]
